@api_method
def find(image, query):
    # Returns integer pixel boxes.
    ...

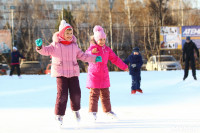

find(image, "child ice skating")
[10,47,25,78]
[86,25,128,120]
[35,20,102,125]
[124,47,143,94]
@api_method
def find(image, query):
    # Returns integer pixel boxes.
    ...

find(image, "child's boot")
[73,111,81,122]
[194,75,197,80]
[131,90,136,94]
[89,112,97,121]
[55,115,63,126]
[136,89,143,93]
[106,111,117,119]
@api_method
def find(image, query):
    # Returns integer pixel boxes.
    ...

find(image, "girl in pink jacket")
[86,25,128,120]
[35,20,102,125]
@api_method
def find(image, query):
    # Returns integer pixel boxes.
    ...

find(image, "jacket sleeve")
[77,45,96,63]
[85,45,96,55]
[183,43,186,60]
[194,43,199,58]
[124,55,131,65]
[136,55,143,69]
[108,48,128,70]
[18,52,25,59]
[36,43,55,56]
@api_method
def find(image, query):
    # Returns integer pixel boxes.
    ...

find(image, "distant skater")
[183,36,199,80]
[10,47,25,78]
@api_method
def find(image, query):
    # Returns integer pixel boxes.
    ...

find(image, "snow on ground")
[0,71,200,133]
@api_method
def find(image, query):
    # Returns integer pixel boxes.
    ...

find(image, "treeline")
[0,0,199,71]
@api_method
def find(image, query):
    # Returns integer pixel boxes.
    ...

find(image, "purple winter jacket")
[36,32,97,78]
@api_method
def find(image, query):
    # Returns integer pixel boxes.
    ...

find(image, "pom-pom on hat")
[13,46,17,51]
[93,25,106,42]
[59,20,73,39]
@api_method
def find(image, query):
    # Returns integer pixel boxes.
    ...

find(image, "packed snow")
[1,71,200,133]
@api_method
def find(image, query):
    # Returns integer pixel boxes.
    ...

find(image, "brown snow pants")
[89,88,111,113]
[55,76,81,115]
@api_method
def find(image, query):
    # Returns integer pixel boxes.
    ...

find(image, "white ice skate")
[106,111,117,119]
[73,111,81,122]
[55,115,63,126]
[89,112,97,121]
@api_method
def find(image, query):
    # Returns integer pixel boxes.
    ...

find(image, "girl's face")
[64,29,73,41]
[97,38,106,47]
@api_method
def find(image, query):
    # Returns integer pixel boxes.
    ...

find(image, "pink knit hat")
[93,25,106,42]
[59,20,73,39]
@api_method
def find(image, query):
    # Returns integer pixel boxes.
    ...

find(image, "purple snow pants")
[55,76,81,115]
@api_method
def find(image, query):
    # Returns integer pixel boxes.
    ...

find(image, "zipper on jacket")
[60,43,64,76]
[100,46,104,88]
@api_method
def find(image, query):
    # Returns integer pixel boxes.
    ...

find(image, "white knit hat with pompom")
[59,20,71,32]
[58,20,73,39]
[13,46,17,51]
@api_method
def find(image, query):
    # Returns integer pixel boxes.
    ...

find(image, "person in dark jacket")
[10,47,25,77]
[183,37,199,80]
[124,47,143,94]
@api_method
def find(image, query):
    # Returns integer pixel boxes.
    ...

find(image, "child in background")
[35,20,102,125]
[86,25,128,120]
[10,47,25,78]
[124,47,143,94]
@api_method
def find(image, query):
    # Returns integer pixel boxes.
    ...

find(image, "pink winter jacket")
[86,43,128,89]
[36,32,97,78]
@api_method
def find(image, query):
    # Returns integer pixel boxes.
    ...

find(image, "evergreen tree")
[56,7,77,36]
[3,21,11,29]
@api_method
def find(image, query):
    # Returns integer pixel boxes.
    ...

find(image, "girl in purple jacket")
[86,25,128,120]
[35,20,102,125]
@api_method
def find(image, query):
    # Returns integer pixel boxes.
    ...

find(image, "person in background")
[183,36,199,80]
[10,47,25,78]
[124,47,143,94]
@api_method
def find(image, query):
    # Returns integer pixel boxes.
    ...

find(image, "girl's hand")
[131,64,136,68]
[35,38,43,47]
[125,68,129,72]
[35,38,42,50]
[92,48,99,54]
[96,56,102,62]
[35,38,43,50]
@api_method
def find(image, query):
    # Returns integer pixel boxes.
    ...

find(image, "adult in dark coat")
[124,47,143,94]
[183,36,199,80]
[10,47,25,77]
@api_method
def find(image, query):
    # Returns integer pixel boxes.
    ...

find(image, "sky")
[184,0,200,9]
[197,0,200,8]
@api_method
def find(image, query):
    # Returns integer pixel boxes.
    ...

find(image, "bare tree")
[14,0,52,61]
